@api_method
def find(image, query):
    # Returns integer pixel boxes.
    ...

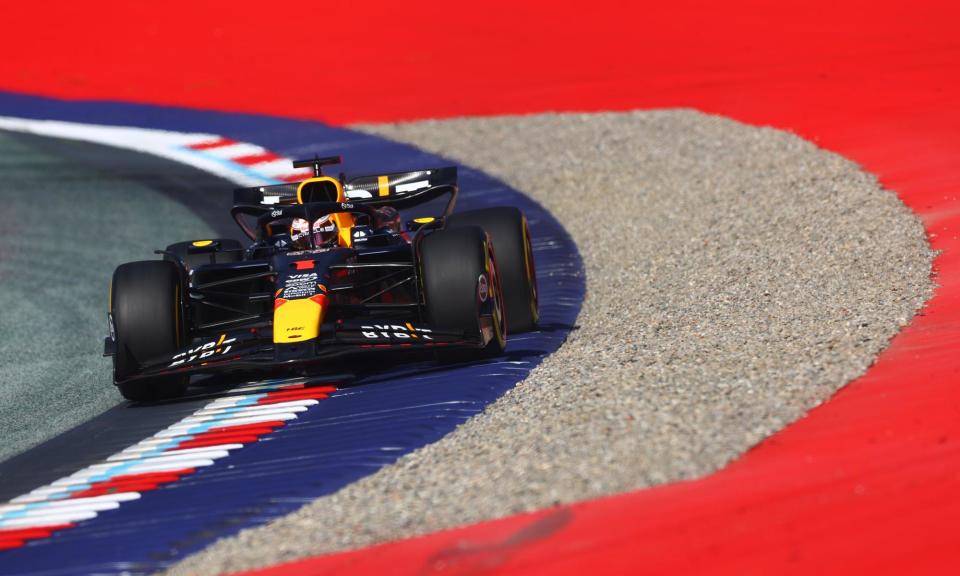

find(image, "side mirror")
[406,217,437,232]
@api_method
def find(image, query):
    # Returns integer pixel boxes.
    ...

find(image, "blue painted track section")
[0,92,584,575]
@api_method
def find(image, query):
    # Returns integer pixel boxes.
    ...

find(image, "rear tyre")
[112,261,188,401]
[163,238,243,275]
[446,207,539,332]
[420,226,506,355]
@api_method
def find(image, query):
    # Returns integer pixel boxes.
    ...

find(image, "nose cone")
[273,293,327,344]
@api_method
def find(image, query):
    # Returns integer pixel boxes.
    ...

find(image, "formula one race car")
[104,156,538,401]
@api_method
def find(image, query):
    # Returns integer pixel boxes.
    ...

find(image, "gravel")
[169,110,934,574]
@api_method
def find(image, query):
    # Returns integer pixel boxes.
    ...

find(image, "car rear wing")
[233,166,458,209]
[344,167,457,203]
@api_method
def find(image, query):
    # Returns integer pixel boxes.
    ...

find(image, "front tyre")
[420,226,506,355]
[111,261,188,401]
[446,207,539,332]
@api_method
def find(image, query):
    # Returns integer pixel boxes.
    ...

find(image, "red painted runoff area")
[2,1,959,573]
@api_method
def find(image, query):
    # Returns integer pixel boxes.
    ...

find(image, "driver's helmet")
[291,215,338,249]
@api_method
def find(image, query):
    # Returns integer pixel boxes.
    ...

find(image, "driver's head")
[291,215,338,249]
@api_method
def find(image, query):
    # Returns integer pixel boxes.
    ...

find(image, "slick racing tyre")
[446,207,539,332]
[163,238,244,275]
[111,260,189,401]
[420,226,506,354]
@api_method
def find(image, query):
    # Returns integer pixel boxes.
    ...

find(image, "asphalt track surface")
[171,110,934,573]
[0,130,234,465]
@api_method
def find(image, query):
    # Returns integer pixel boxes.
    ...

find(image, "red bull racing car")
[104,156,539,401]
